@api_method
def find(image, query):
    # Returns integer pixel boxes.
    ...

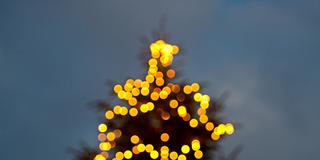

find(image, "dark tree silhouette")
[73,34,236,160]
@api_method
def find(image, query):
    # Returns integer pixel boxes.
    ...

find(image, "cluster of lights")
[94,40,235,160]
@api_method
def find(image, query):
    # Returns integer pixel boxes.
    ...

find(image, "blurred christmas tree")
[74,39,235,160]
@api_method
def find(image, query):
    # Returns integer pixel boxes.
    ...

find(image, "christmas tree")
[78,39,235,160]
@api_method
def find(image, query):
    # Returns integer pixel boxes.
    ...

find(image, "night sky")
[1,0,319,159]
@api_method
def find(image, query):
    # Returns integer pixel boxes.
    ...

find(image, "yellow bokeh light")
[124,150,133,159]
[141,87,149,96]
[183,85,192,94]
[189,119,199,128]
[205,122,214,131]
[194,150,203,159]
[193,93,202,102]
[166,69,176,79]
[115,151,124,159]
[181,145,190,154]
[130,135,140,144]
[145,144,154,153]
[200,101,209,109]
[146,74,155,83]
[128,97,137,106]
[169,99,178,108]
[199,115,208,124]
[225,123,235,135]
[94,154,106,160]
[140,104,149,113]
[118,90,125,99]
[148,58,158,66]
[159,90,168,99]
[150,150,159,159]
[99,142,111,151]
[134,79,142,88]
[178,154,186,160]
[120,107,128,116]
[106,132,116,141]
[169,151,178,160]
[177,106,187,117]
[137,143,146,152]
[211,132,220,141]
[160,133,170,142]
[156,78,165,86]
[105,111,114,120]
[131,88,140,96]
[191,139,201,151]
[191,83,200,92]
[129,108,138,117]
[124,83,133,92]
[150,92,159,101]
[147,102,155,111]
[113,84,122,94]
[98,124,107,132]
[113,105,121,114]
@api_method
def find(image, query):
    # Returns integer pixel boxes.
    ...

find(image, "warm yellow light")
[94,154,106,160]
[178,154,187,160]
[169,99,178,108]
[124,150,133,159]
[141,87,149,96]
[137,143,146,152]
[148,58,158,66]
[129,108,138,117]
[98,124,107,132]
[200,101,209,109]
[120,107,128,116]
[130,135,140,144]
[146,74,155,83]
[216,124,226,135]
[177,106,187,117]
[166,69,176,78]
[131,88,140,96]
[159,90,168,99]
[169,151,178,160]
[105,111,114,120]
[191,83,200,92]
[124,83,133,92]
[99,142,111,151]
[199,115,208,124]
[106,132,116,141]
[205,122,214,131]
[197,108,206,115]
[181,145,190,154]
[201,95,210,102]
[155,71,164,78]
[194,93,202,102]
[141,81,150,88]
[183,85,192,94]
[172,45,179,55]
[113,105,121,114]
[140,104,149,113]
[211,132,220,141]
[160,133,170,142]
[134,79,142,88]
[150,92,159,101]
[115,151,124,159]
[163,86,171,94]
[189,119,198,128]
[150,150,159,159]
[194,150,203,159]
[225,123,235,135]
[156,78,165,86]
[145,144,154,153]
[117,90,125,99]
[191,139,201,151]
[147,102,155,111]
[113,84,122,94]
[128,97,137,106]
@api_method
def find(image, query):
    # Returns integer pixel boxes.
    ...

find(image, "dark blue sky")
[1,0,319,159]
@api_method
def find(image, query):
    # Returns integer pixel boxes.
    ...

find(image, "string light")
[93,40,235,159]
